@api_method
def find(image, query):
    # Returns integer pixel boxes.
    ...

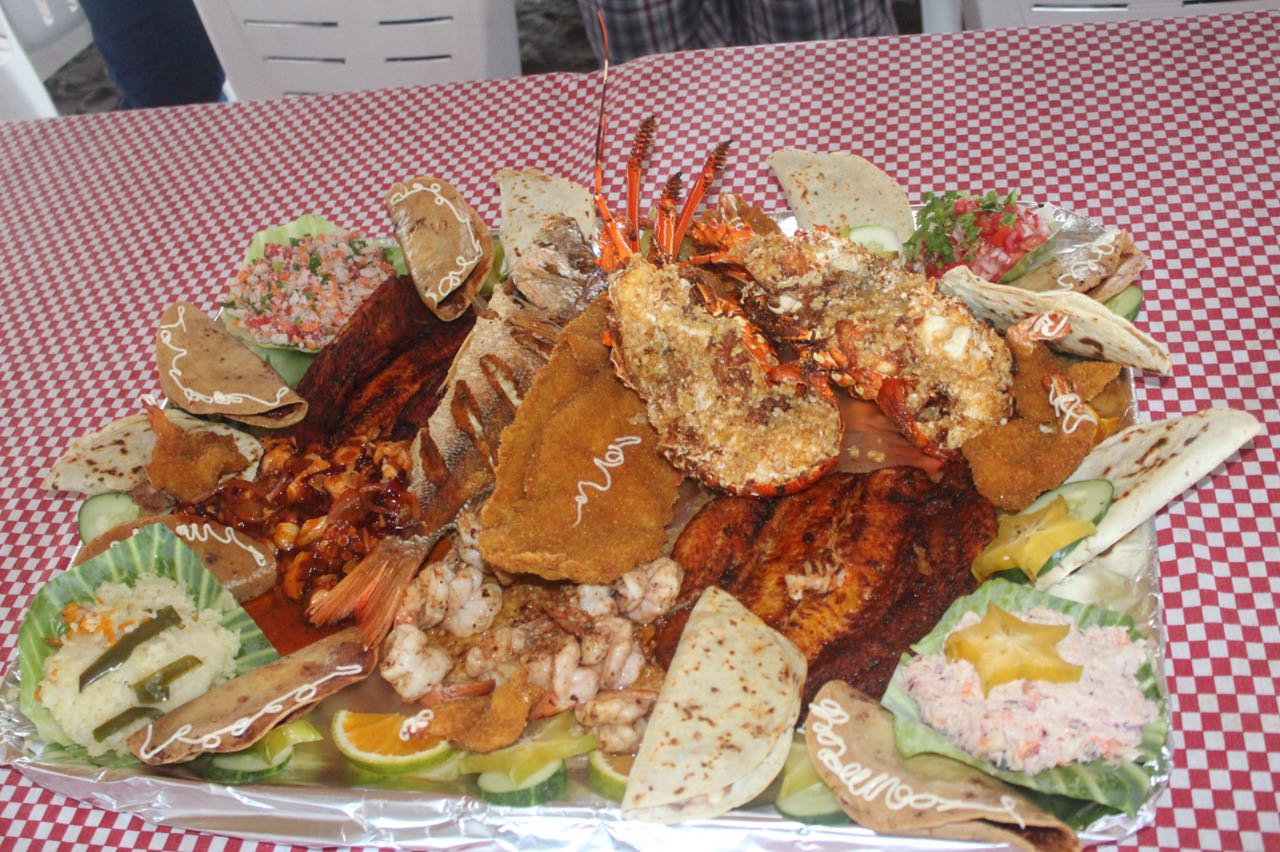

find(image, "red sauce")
[243,585,345,656]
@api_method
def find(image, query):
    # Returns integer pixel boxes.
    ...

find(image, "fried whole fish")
[656,466,995,703]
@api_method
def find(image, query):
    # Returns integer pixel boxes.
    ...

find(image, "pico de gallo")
[903,190,1053,282]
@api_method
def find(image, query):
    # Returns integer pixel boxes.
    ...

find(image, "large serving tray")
[0,205,1171,848]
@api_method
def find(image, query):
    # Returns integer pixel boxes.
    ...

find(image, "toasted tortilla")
[74,514,276,603]
[1037,408,1260,587]
[768,147,915,241]
[129,627,374,765]
[623,587,806,823]
[939,266,1172,374]
[808,682,1079,851]
[43,409,262,495]
[496,168,595,276]
[385,176,492,320]
[156,302,308,428]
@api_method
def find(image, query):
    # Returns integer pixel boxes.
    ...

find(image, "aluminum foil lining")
[0,205,1171,848]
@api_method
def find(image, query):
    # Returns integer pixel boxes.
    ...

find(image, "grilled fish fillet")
[655,465,995,703]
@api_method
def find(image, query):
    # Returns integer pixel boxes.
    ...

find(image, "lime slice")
[587,749,632,801]
[332,710,456,775]
[775,734,849,825]
[259,718,322,765]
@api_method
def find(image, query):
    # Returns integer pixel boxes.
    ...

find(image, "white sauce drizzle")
[387,181,482,303]
[136,663,365,760]
[1029,312,1069,340]
[399,708,435,741]
[158,306,291,409]
[808,697,1027,828]
[1056,232,1118,290]
[572,436,642,528]
[174,522,269,568]
[1048,383,1097,435]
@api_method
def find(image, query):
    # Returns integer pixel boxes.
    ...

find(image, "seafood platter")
[0,118,1263,850]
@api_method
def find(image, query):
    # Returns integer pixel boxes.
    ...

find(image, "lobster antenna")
[592,11,610,197]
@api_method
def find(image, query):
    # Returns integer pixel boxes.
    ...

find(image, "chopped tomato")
[904,190,1053,281]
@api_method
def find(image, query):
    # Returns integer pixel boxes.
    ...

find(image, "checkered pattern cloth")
[1,9,1277,851]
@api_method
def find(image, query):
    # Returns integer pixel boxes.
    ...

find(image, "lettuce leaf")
[880,579,1169,818]
[17,524,278,763]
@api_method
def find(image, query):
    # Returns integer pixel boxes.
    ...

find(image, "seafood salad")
[21,104,1263,852]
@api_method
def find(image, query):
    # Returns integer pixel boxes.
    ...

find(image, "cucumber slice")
[587,749,631,801]
[476,760,567,807]
[457,732,596,783]
[1023,479,1114,575]
[1103,285,1143,322]
[1024,478,1114,526]
[200,743,293,784]
[77,493,143,543]
[845,224,903,259]
[197,719,320,784]
[775,735,849,825]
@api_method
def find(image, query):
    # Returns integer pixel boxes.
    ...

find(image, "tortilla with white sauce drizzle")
[622,587,805,823]
[807,681,1080,851]
[156,302,308,428]
[939,266,1172,374]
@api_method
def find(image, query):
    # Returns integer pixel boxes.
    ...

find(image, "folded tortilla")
[496,168,596,275]
[156,302,308,428]
[43,409,262,495]
[808,681,1080,851]
[623,587,806,823]
[1014,230,1147,301]
[386,176,493,320]
[1037,407,1260,588]
[939,266,1172,374]
[768,147,915,241]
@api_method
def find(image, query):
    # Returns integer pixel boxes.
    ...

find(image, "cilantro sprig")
[903,189,1020,272]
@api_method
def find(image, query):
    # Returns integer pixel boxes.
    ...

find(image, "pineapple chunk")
[945,604,1083,694]
[972,496,1096,583]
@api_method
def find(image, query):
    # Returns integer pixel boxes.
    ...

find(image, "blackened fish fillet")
[656,465,995,704]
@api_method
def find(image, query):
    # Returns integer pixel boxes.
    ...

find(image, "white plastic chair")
[190,0,521,101]
[962,0,1279,29]
[0,0,91,121]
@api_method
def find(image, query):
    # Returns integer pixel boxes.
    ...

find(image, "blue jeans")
[80,0,225,109]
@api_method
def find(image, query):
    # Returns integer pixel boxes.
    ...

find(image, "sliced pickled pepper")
[78,605,182,691]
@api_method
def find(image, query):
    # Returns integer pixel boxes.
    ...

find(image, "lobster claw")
[876,378,958,460]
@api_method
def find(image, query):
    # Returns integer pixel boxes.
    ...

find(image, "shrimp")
[577,584,618,618]
[613,557,682,625]
[397,551,503,638]
[380,623,452,702]
[581,616,644,689]
[463,625,528,683]
[575,689,658,754]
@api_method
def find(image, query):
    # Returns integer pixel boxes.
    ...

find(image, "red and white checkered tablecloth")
[1,9,1277,851]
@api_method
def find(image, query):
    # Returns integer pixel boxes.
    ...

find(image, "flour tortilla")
[156,302,307,428]
[496,169,595,275]
[768,147,915,241]
[43,410,262,495]
[622,587,806,823]
[808,682,1079,851]
[939,266,1172,373]
[1038,408,1261,588]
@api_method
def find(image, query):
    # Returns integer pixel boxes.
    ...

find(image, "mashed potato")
[39,575,239,757]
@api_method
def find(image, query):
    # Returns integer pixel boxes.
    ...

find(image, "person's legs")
[80,0,224,109]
